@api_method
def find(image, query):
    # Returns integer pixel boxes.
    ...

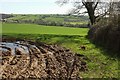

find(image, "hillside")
[1,14,89,28]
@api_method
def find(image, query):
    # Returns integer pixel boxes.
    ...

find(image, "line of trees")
[5,19,88,28]
[1,14,13,19]
[2,15,89,28]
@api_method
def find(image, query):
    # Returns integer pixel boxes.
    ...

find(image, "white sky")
[0,0,119,14]
[0,0,73,14]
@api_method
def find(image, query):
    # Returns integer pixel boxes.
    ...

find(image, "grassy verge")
[2,34,119,78]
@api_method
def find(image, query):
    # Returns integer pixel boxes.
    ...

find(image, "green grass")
[1,23,119,78]
[44,17,64,22]
[7,14,41,21]
[2,23,88,35]
[66,22,88,25]
[6,14,89,25]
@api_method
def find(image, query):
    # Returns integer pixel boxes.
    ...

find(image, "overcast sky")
[1,0,120,14]
[0,0,73,14]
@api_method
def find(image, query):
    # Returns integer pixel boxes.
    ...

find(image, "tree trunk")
[84,2,96,25]
[88,9,95,25]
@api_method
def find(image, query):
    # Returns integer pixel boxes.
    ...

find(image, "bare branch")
[94,2,99,10]
[56,0,110,24]
[95,9,109,21]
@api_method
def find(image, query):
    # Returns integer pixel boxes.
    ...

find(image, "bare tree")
[56,0,109,25]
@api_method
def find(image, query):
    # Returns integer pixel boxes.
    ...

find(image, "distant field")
[2,23,89,35]
[7,14,89,21]
[6,14,89,25]
[7,14,40,21]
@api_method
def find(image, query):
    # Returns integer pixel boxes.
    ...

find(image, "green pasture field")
[6,14,89,25]
[66,22,88,25]
[44,17,64,22]
[1,23,119,78]
[7,14,40,20]
[2,23,88,35]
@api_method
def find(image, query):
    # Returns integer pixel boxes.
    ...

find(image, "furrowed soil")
[0,38,87,79]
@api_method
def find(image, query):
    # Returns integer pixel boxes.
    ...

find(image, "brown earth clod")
[1,39,87,79]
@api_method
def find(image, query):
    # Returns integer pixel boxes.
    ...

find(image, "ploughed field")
[1,38,87,79]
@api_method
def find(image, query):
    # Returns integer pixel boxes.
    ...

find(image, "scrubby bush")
[88,14,120,55]
[89,1,120,53]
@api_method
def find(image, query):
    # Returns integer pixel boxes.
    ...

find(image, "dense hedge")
[4,19,88,28]
[88,16,120,55]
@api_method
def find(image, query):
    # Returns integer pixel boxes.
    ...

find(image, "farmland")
[6,14,89,23]
[2,23,88,35]
[1,14,89,28]
[1,0,120,79]
[1,23,119,78]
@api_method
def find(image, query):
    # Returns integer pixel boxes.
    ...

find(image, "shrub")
[88,16,120,55]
